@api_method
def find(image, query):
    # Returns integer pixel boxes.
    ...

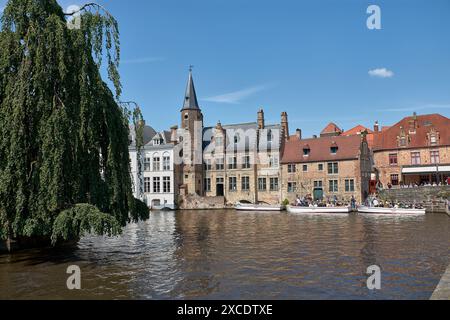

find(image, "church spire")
[182,67,200,110]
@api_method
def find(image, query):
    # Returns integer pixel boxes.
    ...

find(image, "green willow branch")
[63,2,113,18]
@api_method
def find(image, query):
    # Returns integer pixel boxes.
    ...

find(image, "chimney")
[170,125,178,144]
[409,112,418,133]
[281,112,289,140]
[215,121,223,130]
[296,129,302,140]
[374,121,379,133]
[257,109,265,129]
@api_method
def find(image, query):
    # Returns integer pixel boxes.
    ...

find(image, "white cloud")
[382,104,450,112]
[121,57,165,65]
[368,68,394,78]
[203,84,271,104]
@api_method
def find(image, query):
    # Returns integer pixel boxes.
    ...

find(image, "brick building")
[281,127,372,204]
[372,113,450,187]
[178,70,289,206]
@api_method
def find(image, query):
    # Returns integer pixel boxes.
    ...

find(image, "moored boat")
[286,205,351,214]
[235,202,285,212]
[357,206,426,215]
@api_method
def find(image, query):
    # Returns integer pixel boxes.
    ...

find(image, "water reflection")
[0,211,449,300]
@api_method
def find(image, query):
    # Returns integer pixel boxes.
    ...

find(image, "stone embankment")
[380,186,450,213]
[431,264,450,300]
[178,194,229,210]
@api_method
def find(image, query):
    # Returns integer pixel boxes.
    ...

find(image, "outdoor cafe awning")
[402,165,450,174]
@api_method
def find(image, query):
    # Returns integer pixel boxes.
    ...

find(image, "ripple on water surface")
[0,210,449,299]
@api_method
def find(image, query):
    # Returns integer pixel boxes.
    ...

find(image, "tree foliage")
[51,204,121,245]
[0,0,149,245]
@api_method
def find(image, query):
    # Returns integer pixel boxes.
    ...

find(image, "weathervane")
[189,65,194,72]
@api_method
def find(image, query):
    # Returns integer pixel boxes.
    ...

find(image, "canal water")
[1,210,449,300]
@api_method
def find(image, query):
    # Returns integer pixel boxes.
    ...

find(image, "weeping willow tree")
[0,0,149,249]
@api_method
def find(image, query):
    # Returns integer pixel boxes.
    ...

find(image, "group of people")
[397,180,449,189]
[366,197,424,209]
[293,194,357,209]
[385,178,450,190]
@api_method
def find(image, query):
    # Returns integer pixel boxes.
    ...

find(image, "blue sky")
[2,0,450,137]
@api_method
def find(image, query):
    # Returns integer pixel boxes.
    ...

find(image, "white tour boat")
[286,205,351,215]
[357,206,426,215]
[235,202,285,212]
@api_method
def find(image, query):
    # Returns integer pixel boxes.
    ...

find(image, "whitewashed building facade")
[129,126,177,210]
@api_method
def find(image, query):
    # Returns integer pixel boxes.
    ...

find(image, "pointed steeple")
[182,68,200,111]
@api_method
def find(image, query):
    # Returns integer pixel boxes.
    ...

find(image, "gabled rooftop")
[320,122,343,137]
[281,134,364,164]
[372,113,450,151]
[342,125,373,136]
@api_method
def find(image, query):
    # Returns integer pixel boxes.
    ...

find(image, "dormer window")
[430,135,437,144]
[397,126,409,147]
[303,145,311,156]
[330,143,338,154]
[399,136,407,147]
[427,128,440,146]
[153,139,161,145]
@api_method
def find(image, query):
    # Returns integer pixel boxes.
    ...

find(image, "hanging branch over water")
[120,101,145,200]
[0,0,148,247]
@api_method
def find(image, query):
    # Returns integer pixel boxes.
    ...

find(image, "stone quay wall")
[178,194,228,210]
[379,186,450,213]
[431,264,450,300]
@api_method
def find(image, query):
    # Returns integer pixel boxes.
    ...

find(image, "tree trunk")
[6,226,13,253]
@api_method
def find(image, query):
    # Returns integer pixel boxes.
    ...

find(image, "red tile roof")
[366,134,374,148]
[320,122,343,135]
[372,114,450,151]
[342,125,373,136]
[281,134,363,164]
[342,125,375,148]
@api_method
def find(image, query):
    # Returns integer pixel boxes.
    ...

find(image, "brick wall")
[374,146,450,186]
[281,158,369,204]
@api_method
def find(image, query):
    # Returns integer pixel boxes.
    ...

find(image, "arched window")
[234,133,240,144]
